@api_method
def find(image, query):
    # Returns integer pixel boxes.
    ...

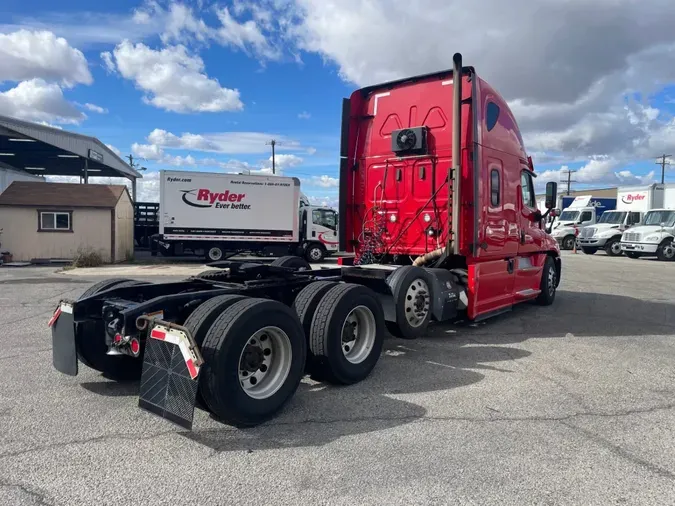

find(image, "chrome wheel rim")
[309,247,322,261]
[340,305,376,364]
[208,247,223,261]
[664,244,675,259]
[404,278,430,327]
[611,241,621,255]
[238,326,292,400]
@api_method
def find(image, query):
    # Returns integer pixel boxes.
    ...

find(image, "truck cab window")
[629,212,641,225]
[312,209,337,231]
[520,171,535,209]
[486,102,500,132]
[580,211,592,223]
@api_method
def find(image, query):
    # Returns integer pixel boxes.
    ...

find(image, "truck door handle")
[520,230,525,244]
[507,259,514,274]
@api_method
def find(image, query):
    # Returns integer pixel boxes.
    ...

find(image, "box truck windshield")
[559,210,579,222]
[597,211,627,225]
[644,210,675,227]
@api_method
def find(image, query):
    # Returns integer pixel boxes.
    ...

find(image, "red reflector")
[130,338,140,355]
[47,308,62,328]
[114,333,122,343]
[150,328,166,340]
[185,358,198,380]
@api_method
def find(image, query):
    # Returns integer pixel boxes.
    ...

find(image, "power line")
[126,154,147,171]
[560,168,577,196]
[655,154,672,184]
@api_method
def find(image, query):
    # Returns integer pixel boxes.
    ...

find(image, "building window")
[486,102,500,132]
[39,211,72,232]
[490,169,500,206]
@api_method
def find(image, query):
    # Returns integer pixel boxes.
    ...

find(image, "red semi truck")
[49,54,561,429]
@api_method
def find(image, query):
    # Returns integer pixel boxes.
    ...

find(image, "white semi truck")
[620,184,675,261]
[550,195,617,250]
[577,184,662,256]
[151,170,338,262]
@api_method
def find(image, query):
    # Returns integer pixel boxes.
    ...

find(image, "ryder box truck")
[152,170,338,262]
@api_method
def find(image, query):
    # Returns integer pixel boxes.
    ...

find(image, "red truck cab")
[339,53,561,324]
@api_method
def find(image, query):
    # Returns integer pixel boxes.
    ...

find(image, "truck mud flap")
[50,302,78,376]
[138,324,202,430]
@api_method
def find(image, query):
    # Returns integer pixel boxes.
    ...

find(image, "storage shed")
[0,181,134,263]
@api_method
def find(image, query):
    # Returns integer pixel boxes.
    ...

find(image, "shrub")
[71,246,106,268]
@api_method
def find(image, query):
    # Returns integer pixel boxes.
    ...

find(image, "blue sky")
[1,0,674,202]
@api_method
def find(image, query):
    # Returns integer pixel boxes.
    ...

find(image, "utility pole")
[655,154,672,184]
[126,154,147,172]
[265,139,280,174]
[560,168,577,195]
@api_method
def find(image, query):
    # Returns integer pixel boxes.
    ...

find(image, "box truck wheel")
[308,283,385,385]
[581,247,597,255]
[292,281,339,373]
[656,238,675,261]
[626,252,641,259]
[385,266,434,340]
[535,256,557,306]
[76,280,150,381]
[206,245,225,262]
[199,298,306,427]
[604,238,622,257]
[271,255,311,270]
[305,243,326,263]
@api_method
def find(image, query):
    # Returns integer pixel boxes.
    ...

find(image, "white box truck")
[620,184,675,261]
[550,195,617,250]
[152,170,338,262]
[578,184,662,256]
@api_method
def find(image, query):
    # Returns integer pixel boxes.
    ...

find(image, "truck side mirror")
[545,181,557,209]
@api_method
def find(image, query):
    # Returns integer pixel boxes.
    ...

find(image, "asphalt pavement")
[1,252,674,505]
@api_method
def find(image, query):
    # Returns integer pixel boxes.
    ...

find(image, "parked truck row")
[50,53,562,430]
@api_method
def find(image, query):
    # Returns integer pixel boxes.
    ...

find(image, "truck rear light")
[389,214,397,223]
[423,213,431,222]
[129,338,141,356]
[114,333,123,344]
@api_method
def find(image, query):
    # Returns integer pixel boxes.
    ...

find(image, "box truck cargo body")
[153,170,337,262]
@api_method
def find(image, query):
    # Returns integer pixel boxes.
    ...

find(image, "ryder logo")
[621,193,646,205]
[181,189,251,210]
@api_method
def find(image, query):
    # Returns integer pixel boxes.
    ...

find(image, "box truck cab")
[550,196,617,250]
[578,184,663,256]
[621,208,675,260]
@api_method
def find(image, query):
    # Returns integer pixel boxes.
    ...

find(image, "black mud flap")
[51,302,78,376]
[138,325,201,430]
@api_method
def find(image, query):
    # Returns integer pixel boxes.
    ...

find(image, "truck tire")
[196,270,229,282]
[562,235,576,250]
[291,281,339,372]
[76,280,150,381]
[626,252,641,259]
[271,255,311,271]
[581,247,597,255]
[309,283,385,385]
[206,245,225,262]
[604,238,622,257]
[199,298,306,427]
[535,256,557,306]
[656,238,675,261]
[305,243,326,263]
[385,266,434,340]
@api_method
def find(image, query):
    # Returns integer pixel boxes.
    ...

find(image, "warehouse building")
[0,181,134,263]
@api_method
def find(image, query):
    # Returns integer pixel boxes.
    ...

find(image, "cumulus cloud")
[46,172,161,202]
[146,128,301,154]
[298,111,311,119]
[303,175,339,188]
[83,103,108,114]
[101,40,243,113]
[0,79,86,124]
[216,6,281,61]
[0,29,92,87]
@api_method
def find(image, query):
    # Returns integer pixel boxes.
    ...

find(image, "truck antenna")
[655,154,672,184]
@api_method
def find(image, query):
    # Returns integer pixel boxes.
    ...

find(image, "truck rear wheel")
[535,256,557,306]
[604,238,622,257]
[385,266,434,340]
[562,235,576,250]
[626,252,641,259]
[292,281,339,372]
[581,247,597,255]
[76,280,150,381]
[199,298,306,427]
[309,283,385,385]
[656,238,675,261]
[271,255,311,270]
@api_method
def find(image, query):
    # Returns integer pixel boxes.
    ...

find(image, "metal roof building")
[0,114,142,200]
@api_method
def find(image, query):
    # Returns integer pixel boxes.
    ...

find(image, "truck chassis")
[49,257,484,429]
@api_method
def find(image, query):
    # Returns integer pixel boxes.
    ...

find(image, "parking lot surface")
[1,252,674,505]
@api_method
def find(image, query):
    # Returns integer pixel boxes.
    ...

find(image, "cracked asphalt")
[1,252,675,505]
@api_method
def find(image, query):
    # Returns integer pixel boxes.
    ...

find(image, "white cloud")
[46,172,161,202]
[146,128,301,154]
[0,79,85,125]
[307,194,339,208]
[132,142,165,160]
[100,51,116,73]
[132,2,212,44]
[105,144,122,157]
[535,158,656,191]
[103,40,243,113]
[0,29,92,87]
[83,102,108,114]
[303,175,339,188]
[216,6,281,61]
[298,111,311,119]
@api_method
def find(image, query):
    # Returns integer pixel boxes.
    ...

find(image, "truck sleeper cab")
[49,54,561,431]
